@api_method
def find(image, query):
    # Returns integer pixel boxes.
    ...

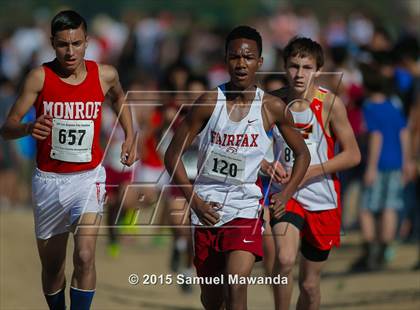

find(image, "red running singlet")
[34,60,105,173]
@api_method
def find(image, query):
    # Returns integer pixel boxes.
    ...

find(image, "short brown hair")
[283,37,324,70]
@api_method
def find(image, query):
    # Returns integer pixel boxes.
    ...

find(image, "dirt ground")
[1,208,419,310]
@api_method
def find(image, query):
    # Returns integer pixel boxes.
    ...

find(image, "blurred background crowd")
[1,0,419,274]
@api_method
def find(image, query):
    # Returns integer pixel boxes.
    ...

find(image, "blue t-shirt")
[363,98,407,171]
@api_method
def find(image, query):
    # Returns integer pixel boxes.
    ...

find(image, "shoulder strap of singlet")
[85,60,100,75]
[310,87,333,139]
[42,61,58,80]
[85,60,106,99]
[84,60,99,83]
[216,84,227,110]
[219,83,226,93]
[255,86,264,103]
[250,86,264,113]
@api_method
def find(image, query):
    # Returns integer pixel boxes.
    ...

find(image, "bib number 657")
[58,129,86,146]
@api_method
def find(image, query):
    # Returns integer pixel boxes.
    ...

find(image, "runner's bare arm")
[305,96,361,184]
[164,91,220,225]
[269,96,310,203]
[100,64,136,166]
[0,67,48,140]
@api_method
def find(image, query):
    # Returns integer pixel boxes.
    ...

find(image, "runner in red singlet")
[0,11,136,310]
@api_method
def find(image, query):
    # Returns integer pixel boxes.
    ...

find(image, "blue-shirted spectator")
[351,64,414,271]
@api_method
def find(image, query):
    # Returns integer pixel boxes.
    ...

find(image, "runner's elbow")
[351,148,362,167]
[164,148,177,172]
[300,147,311,168]
[344,147,361,168]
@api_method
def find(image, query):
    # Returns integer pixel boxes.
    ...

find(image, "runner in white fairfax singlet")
[165,26,310,310]
[193,84,271,226]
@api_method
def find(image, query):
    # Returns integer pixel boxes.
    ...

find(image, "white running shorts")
[32,165,106,240]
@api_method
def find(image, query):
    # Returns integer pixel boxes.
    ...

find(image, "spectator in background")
[101,103,136,257]
[348,12,374,48]
[325,13,348,48]
[132,81,170,233]
[351,64,414,271]
[269,7,298,49]
[393,35,420,253]
[117,14,140,89]
[296,8,320,41]
[368,26,393,53]
[134,13,168,75]
[0,77,20,207]
[329,45,366,229]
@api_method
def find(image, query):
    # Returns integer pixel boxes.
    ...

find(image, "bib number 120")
[212,158,238,177]
[58,129,86,146]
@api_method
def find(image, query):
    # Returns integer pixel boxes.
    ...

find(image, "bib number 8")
[284,147,295,163]
[58,129,86,146]
[212,158,238,177]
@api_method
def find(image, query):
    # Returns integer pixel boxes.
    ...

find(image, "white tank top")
[271,87,341,211]
[193,85,271,226]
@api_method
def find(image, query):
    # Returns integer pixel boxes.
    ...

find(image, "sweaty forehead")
[227,38,258,54]
[54,27,86,41]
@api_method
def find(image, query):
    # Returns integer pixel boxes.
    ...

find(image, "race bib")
[281,140,318,167]
[50,119,94,163]
[202,147,245,184]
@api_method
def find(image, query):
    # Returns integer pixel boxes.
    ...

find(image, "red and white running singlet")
[193,85,271,226]
[271,87,341,211]
[34,60,105,173]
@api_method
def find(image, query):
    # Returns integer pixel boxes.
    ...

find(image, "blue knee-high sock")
[45,287,66,310]
[70,287,95,310]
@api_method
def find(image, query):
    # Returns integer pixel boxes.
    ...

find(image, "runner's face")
[51,26,88,72]
[285,55,318,95]
[226,39,262,89]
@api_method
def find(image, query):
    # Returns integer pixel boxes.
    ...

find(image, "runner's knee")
[74,248,95,271]
[299,277,320,299]
[275,251,296,274]
[43,261,65,277]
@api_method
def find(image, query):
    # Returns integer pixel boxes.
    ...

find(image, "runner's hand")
[269,192,286,220]
[29,114,53,140]
[121,132,138,166]
[192,196,220,226]
[262,160,289,184]
[270,161,289,184]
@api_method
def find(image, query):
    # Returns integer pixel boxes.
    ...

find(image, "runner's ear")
[257,57,264,69]
[314,67,323,78]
